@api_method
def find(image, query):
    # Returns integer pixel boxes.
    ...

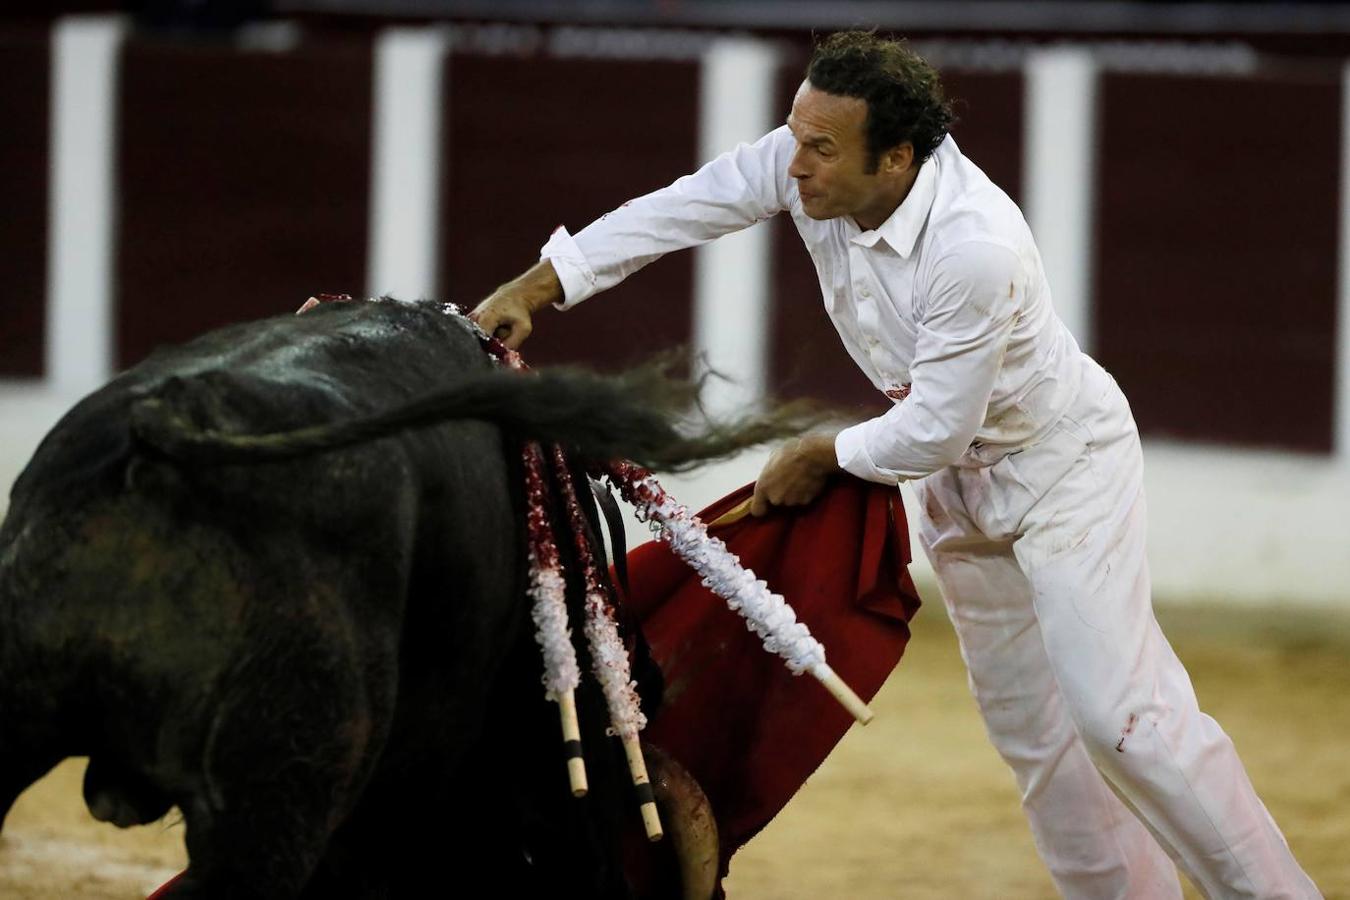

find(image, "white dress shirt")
[540,126,1085,484]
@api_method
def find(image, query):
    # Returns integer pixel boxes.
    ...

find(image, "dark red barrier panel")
[768,67,1025,416]
[1094,72,1339,452]
[117,34,372,369]
[942,71,1024,207]
[441,54,699,372]
[0,28,50,378]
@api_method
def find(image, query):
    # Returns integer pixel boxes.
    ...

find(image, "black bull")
[0,300,799,898]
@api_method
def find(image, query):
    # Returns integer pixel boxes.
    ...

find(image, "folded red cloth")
[628,477,920,878]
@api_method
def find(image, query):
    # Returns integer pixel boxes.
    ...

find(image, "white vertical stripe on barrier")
[693,38,779,417]
[1024,48,1099,354]
[1337,63,1350,461]
[367,27,450,301]
[47,16,126,394]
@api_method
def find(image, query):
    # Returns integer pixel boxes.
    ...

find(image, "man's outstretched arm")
[471,126,796,350]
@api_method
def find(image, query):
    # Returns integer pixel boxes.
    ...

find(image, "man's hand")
[470,260,564,350]
[750,433,840,517]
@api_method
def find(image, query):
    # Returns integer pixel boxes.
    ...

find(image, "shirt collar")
[847,151,939,257]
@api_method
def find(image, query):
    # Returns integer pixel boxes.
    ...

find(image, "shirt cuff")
[539,225,598,310]
[835,421,903,486]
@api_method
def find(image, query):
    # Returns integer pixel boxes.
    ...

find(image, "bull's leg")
[153,722,373,900]
[156,785,341,900]
[156,608,388,899]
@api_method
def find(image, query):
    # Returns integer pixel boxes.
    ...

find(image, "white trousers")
[913,357,1320,899]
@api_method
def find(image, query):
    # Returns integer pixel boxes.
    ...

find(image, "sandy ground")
[725,604,1350,899]
[2,602,1347,899]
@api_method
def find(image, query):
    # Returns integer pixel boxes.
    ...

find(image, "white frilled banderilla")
[601,460,874,725]
[519,451,874,844]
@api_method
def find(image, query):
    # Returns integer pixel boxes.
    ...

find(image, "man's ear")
[882,142,915,175]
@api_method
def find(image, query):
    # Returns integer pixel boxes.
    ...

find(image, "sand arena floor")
[2,603,1346,899]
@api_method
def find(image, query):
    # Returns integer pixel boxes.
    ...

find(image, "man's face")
[786,80,911,226]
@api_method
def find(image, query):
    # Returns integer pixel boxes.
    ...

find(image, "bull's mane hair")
[806,30,954,171]
[130,354,823,472]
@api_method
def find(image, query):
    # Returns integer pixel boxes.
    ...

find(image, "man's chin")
[800,199,836,221]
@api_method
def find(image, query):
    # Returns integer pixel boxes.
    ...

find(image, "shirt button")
[859,287,871,298]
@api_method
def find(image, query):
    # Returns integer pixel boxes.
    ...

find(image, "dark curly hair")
[806,31,954,173]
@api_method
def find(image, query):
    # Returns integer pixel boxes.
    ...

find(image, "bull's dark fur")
[0,300,801,898]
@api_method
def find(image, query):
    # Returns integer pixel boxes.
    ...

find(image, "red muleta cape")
[629,477,920,880]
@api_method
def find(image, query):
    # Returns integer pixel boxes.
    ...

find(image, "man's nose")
[787,146,811,181]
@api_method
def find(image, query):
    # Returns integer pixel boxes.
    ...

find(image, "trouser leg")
[916,476,1181,900]
[1008,385,1321,899]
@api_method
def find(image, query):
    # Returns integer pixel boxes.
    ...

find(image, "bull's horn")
[644,741,719,900]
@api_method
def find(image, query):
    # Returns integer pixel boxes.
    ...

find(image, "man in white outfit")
[473,30,1319,899]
